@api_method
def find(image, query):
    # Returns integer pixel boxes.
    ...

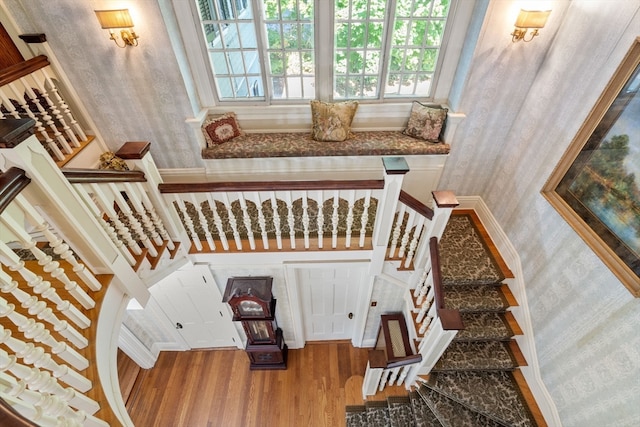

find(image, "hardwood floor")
[120,342,406,427]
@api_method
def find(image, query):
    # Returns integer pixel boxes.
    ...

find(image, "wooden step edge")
[507,340,528,367]
[189,236,374,254]
[168,241,181,259]
[454,209,514,279]
[55,135,96,168]
[503,311,523,336]
[512,369,548,427]
[145,240,169,270]
[500,283,519,307]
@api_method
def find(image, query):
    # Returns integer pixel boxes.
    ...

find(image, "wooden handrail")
[398,190,434,220]
[62,168,146,184]
[0,399,39,427]
[159,179,385,193]
[0,55,49,87]
[429,236,464,331]
[0,168,30,215]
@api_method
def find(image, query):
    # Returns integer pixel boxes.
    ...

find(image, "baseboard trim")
[118,325,158,369]
[455,195,561,427]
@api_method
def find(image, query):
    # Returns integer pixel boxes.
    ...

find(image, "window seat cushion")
[201,131,450,159]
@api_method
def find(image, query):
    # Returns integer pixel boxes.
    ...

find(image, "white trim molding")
[455,195,562,427]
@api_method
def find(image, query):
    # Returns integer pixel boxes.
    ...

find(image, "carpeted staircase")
[346,212,540,427]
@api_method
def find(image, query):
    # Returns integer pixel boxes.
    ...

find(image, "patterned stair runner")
[345,213,539,427]
[424,371,535,427]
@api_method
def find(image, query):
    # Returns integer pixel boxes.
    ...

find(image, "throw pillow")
[202,112,244,147]
[403,102,448,142]
[310,100,359,142]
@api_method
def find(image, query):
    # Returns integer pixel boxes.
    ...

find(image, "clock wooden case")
[223,276,287,370]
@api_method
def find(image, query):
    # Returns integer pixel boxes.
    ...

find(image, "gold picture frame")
[542,37,640,297]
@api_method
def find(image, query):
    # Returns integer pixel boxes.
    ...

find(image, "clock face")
[239,300,265,316]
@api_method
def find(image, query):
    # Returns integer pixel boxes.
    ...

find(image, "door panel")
[151,266,239,349]
[298,266,363,341]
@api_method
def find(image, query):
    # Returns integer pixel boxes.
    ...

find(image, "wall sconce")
[511,9,551,42]
[95,9,139,47]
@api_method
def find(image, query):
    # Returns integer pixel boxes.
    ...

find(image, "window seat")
[201,131,450,159]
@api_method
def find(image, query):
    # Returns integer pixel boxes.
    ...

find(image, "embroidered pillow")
[310,100,359,142]
[202,112,244,147]
[403,102,448,142]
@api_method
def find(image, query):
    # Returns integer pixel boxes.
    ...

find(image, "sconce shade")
[95,9,134,29]
[514,9,551,29]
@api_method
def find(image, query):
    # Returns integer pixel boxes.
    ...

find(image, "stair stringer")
[455,195,561,427]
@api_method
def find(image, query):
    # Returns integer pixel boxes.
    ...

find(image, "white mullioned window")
[189,0,462,105]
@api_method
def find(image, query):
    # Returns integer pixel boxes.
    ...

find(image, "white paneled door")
[151,265,240,349]
[297,265,364,341]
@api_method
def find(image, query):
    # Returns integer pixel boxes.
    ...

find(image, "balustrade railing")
[0,56,89,164]
[64,167,179,272]
[158,180,385,253]
[0,168,109,426]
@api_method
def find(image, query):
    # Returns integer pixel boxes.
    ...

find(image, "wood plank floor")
[121,342,407,427]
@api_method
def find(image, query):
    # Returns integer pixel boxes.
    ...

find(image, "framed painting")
[542,37,640,297]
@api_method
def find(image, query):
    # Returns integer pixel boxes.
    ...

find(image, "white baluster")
[4,375,83,423]
[0,214,94,310]
[413,268,429,299]
[284,192,296,249]
[270,192,283,250]
[0,246,90,329]
[389,204,407,259]
[396,365,411,386]
[0,394,60,427]
[31,70,80,146]
[206,194,229,251]
[404,215,426,268]
[5,82,64,160]
[21,79,72,154]
[136,182,175,251]
[237,193,255,250]
[388,366,400,385]
[345,190,355,248]
[331,191,339,249]
[379,368,391,391]
[254,192,269,250]
[90,183,143,256]
[316,190,324,249]
[125,183,163,247]
[173,195,203,252]
[190,194,215,251]
[74,184,136,266]
[419,315,433,335]
[416,272,434,306]
[301,192,310,249]
[109,183,158,257]
[221,193,242,250]
[359,190,372,248]
[398,209,417,259]
[40,68,87,141]
[0,328,91,392]
[0,270,87,349]
[0,299,88,370]
[0,350,98,414]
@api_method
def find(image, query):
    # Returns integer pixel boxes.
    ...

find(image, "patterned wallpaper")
[4,0,640,424]
[438,1,640,425]
[3,0,203,169]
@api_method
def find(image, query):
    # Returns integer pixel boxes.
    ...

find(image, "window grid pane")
[385,0,450,97]
[265,0,315,100]
[197,0,263,100]
[334,0,386,99]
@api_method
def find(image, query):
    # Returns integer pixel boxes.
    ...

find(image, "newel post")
[370,157,409,273]
[115,141,187,245]
[0,119,149,305]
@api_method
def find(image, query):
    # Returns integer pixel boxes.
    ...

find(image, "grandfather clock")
[222,276,287,370]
